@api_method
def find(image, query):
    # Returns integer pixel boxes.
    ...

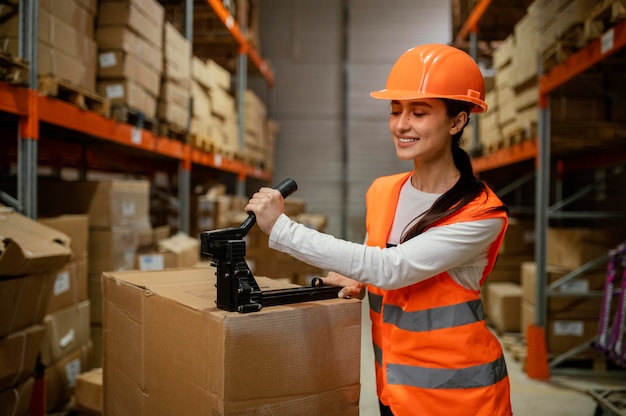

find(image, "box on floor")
[102,267,361,415]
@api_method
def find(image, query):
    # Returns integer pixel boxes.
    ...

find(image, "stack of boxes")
[96,0,165,120]
[244,90,268,166]
[0,0,98,92]
[0,208,72,413]
[37,215,93,412]
[521,227,624,354]
[159,22,192,134]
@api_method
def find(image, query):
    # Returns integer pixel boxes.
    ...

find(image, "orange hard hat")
[370,44,487,113]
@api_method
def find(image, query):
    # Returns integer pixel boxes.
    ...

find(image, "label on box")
[139,254,165,271]
[553,321,584,336]
[59,328,75,348]
[122,201,136,217]
[99,52,117,68]
[105,84,124,99]
[53,271,71,295]
[66,358,81,388]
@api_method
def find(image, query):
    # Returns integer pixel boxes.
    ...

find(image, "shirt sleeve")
[269,214,505,290]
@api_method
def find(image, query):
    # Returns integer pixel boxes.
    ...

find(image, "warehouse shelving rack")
[0,0,274,234]
[456,0,626,385]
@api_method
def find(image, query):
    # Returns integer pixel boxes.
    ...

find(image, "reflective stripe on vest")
[387,354,508,389]
[385,299,484,332]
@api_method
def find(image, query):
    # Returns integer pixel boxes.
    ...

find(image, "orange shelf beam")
[454,0,492,45]
[472,139,537,173]
[0,82,29,116]
[540,19,626,95]
[38,95,185,160]
[205,0,274,86]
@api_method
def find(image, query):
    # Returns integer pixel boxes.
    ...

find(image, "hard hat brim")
[370,89,488,113]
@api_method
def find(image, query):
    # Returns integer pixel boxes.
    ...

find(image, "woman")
[246,44,512,416]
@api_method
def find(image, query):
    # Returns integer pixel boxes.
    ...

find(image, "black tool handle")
[240,178,298,234]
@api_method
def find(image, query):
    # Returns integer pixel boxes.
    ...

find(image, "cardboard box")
[98,80,157,117]
[520,261,604,315]
[521,302,600,353]
[548,227,624,270]
[40,300,91,365]
[486,282,522,332]
[98,50,161,96]
[45,341,94,412]
[135,233,200,270]
[39,215,90,261]
[75,367,103,414]
[0,208,71,276]
[38,180,150,229]
[89,227,138,274]
[97,0,164,49]
[0,273,56,337]
[500,218,534,255]
[46,258,89,314]
[95,26,163,72]
[102,268,361,415]
[0,325,46,391]
[0,377,34,416]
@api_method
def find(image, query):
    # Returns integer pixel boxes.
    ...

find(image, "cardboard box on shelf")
[0,325,46,391]
[520,261,605,315]
[89,226,138,275]
[39,215,90,261]
[0,377,34,416]
[97,50,161,96]
[548,227,624,270]
[135,233,200,270]
[95,26,163,72]
[0,274,56,337]
[0,208,71,277]
[45,258,89,315]
[102,267,361,416]
[38,180,151,229]
[40,300,91,365]
[97,0,164,50]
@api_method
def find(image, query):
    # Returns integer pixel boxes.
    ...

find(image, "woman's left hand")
[245,187,285,234]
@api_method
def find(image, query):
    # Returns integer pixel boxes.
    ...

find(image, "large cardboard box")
[0,325,46,391]
[45,258,89,314]
[0,208,71,276]
[102,268,361,415]
[97,0,164,49]
[45,341,94,412]
[75,367,103,415]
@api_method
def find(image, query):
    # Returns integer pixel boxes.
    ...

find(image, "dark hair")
[400,99,508,243]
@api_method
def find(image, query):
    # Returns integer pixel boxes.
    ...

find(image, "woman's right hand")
[321,272,366,299]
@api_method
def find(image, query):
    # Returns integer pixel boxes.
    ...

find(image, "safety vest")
[365,172,512,416]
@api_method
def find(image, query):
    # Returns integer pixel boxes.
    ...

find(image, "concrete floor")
[357,298,615,416]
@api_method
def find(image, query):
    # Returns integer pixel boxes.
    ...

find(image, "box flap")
[0,209,72,276]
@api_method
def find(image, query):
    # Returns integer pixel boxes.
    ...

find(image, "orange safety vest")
[365,172,512,416]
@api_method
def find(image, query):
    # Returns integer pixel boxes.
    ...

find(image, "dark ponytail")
[400,100,508,243]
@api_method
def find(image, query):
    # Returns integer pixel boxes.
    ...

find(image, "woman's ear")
[450,112,469,135]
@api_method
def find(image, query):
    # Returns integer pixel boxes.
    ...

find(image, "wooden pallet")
[38,76,110,117]
[110,105,157,132]
[0,50,28,86]
[158,121,188,143]
[583,0,626,44]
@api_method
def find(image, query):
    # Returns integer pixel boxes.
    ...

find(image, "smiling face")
[388,99,465,163]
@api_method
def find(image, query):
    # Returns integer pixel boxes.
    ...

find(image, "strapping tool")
[200,178,341,313]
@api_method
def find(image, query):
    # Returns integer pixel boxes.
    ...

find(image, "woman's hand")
[245,187,285,235]
[321,272,366,299]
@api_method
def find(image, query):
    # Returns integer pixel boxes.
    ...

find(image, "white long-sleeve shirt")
[269,178,505,291]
